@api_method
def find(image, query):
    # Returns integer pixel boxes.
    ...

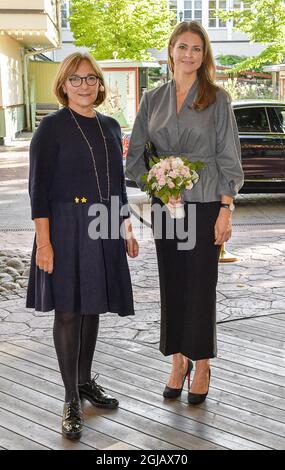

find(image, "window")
[61,0,69,29]
[169,1,178,16]
[274,107,285,133]
[169,0,178,24]
[184,0,192,20]
[233,1,251,26]
[233,1,252,10]
[208,0,226,28]
[184,0,202,23]
[234,107,270,133]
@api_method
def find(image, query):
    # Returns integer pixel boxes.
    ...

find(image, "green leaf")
[160,194,169,204]
[69,0,174,61]
[217,0,285,71]
[141,173,148,182]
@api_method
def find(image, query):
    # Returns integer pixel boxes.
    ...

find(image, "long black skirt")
[26,202,135,316]
[151,198,221,360]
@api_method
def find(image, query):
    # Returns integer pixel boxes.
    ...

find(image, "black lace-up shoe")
[62,398,83,440]
[79,374,119,409]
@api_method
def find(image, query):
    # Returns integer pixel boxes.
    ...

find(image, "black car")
[233,100,285,193]
[123,100,285,193]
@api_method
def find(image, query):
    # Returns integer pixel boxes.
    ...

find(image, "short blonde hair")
[53,52,106,107]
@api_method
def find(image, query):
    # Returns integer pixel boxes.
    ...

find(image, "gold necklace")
[68,107,110,203]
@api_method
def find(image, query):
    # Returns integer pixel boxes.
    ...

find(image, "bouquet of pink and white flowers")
[141,156,205,218]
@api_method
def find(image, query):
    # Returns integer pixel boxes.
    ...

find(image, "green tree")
[218,0,285,71]
[216,54,247,67]
[69,0,175,60]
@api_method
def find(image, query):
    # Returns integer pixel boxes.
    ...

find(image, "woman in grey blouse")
[126,21,244,405]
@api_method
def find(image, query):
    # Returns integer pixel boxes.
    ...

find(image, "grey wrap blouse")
[125,78,244,202]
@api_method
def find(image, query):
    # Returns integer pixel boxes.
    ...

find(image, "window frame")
[184,0,202,24]
[233,105,273,135]
[208,0,227,29]
[61,0,70,30]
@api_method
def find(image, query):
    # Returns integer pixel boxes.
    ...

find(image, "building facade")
[0,0,61,143]
[52,0,87,62]
[166,0,265,59]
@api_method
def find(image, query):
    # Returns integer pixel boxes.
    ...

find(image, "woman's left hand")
[214,210,232,245]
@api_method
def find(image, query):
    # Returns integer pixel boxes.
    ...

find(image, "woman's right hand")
[167,195,182,207]
[36,243,54,274]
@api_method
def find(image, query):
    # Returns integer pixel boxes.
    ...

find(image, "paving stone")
[0,282,21,291]
[1,299,28,310]
[0,309,9,320]
[6,258,24,271]
[32,310,54,317]
[134,303,160,312]
[249,279,285,288]
[0,322,28,335]
[132,280,160,288]
[2,267,20,278]
[133,289,159,303]
[270,269,285,278]
[22,268,30,277]
[221,298,271,309]
[271,299,285,309]
[135,329,160,344]
[28,316,55,329]
[218,308,284,319]
[126,321,158,330]
[0,274,13,284]
[98,328,137,340]
[246,274,273,281]
[270,264,285,271]
[26,329,53,339]
[3,311,34,323]
[99,316,131,328]
[217,282,251,292]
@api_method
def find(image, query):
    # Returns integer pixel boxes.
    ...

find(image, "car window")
[234,107,270,133]
[274,107,285,132]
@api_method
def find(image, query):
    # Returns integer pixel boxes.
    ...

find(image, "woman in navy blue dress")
[26,52,138,440]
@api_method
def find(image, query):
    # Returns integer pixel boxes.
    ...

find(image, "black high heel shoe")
[188,368,211,405]
[163,359,193,399]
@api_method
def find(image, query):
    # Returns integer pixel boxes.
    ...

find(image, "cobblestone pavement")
[0,137,285,344]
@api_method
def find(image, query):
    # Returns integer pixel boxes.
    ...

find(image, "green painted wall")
[0,105,25,139]
[0,109,5,137]
[16,105,25,131]
[29,61,60,104]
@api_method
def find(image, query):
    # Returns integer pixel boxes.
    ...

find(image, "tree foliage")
[69,0,174,60]
[216,55,247,67]
[218,0,285,71]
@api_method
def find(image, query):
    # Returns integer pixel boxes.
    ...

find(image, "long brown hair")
[168,21,220,110]
[53,52,106,107]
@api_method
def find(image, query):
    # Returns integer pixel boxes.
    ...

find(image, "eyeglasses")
[68,75,99,87]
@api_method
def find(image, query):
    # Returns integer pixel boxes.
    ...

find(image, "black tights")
[53,311,100,402]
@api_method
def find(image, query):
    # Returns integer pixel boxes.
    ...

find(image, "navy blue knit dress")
[26,107,134,316]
